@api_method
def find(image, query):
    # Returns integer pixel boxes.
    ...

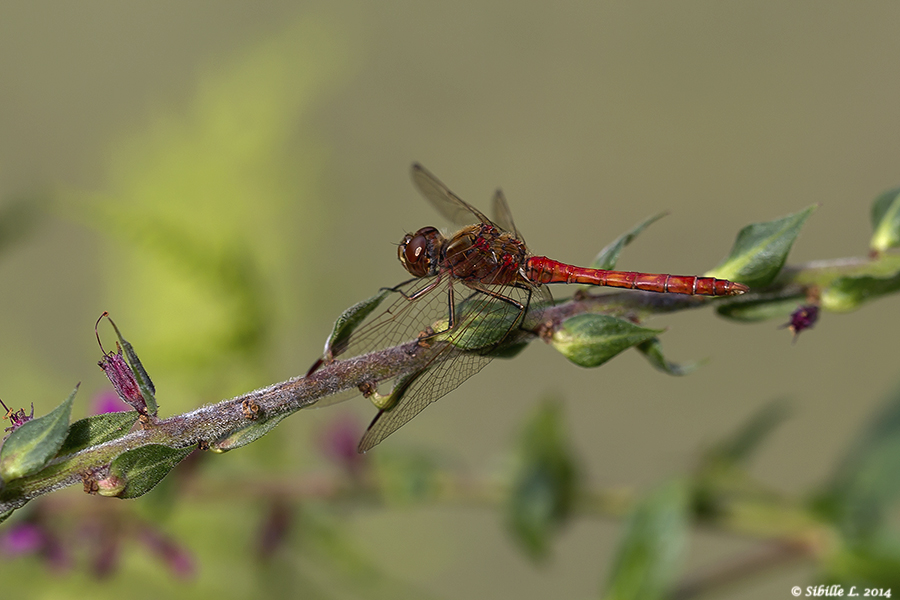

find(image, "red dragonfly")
[311,164,747,452]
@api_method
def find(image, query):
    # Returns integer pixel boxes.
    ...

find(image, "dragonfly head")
[399,226,443,277]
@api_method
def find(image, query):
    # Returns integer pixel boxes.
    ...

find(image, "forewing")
[492,188,520,239]
[411,163,493,227]
[328,277,449,364]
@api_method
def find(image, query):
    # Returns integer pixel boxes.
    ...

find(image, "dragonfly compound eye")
[399,227,440,277]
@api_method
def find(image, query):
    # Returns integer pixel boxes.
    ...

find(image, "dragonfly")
[310,164,748,452]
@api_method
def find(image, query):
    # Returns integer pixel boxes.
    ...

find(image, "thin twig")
[0,253,894,514]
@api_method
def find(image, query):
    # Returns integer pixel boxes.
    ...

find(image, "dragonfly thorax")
[443,224,529,285]
[398,226,444,278]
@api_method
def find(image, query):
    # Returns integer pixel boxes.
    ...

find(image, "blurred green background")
[1,2,899,598]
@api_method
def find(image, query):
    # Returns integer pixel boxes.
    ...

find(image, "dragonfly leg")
[390,275,443,302]
[470,282,530,318]
[458,282,531,347]
[411,278,457,346]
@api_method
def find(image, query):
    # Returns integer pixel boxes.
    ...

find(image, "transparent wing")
[357,343,491,452]
[411,163,494,227]
[357,280,534,452]
[323,277,451,367]
[306,276,449,408]
[491,188,521,240]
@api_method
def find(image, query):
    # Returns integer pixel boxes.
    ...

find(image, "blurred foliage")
[603,480,689,600]
[506,400,579,559]
[817,381,900,541]
[65,16,353,398]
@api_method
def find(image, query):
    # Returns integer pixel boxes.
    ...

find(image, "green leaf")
[439,297,524,352]
[591,212,668,270]
[57,411,139,456]
[75,19,351,380]
[821,383,900,539]
[821,272,900,313]
[636,338,704,376]
[604,480,690,600]
[322,288,392,358]
[210,413,289,452]
[0,386,77,482]
[507,401,579,560]
[715,294,806,322]
[107,318,157,416]
[550,314,663,368]
[107,444,194,499]
[706,205,816,288]
[694,401,792,522]
[871,187,900,253]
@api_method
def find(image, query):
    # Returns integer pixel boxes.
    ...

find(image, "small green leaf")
[604,480,690,600]
[821,272,900,312]
[636,338,704,376]
[507,401,579,560]
[210,413,289,452]
[108,444,194,499]
[323,288,391,358]
[715,294,806,322]
[57,411,138,456]
[821,383,900,539]
[0,386,77,482]
[706,205,816,288]
[871,187,900,253]
[550,314,663,368]
[591,212,668,270]
[107,318,157,416]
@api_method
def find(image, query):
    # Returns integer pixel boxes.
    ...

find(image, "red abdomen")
[525,256,748,296]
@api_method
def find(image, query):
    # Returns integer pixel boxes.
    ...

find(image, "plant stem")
[0,253,896,514]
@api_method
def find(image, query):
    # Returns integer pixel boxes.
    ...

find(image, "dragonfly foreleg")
[391,275,443,301]
[411,278,456,346]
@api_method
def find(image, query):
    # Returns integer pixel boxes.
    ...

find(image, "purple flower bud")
[781,304,819,342]
[96,313,147,415]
